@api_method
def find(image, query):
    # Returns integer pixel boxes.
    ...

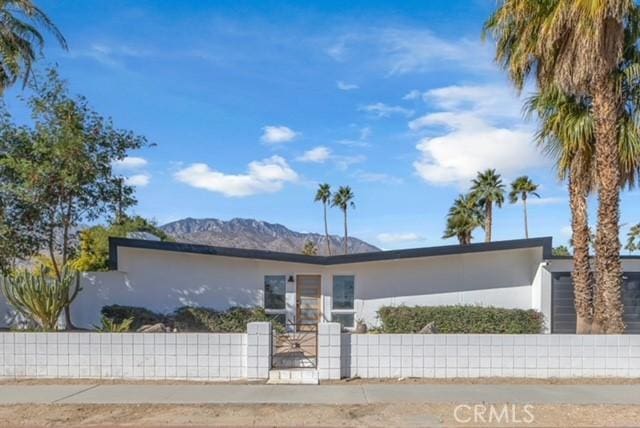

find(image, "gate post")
[318,322,341,380]
[247,322,271,380]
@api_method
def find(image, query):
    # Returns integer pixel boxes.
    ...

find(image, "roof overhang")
[108,236,553,270]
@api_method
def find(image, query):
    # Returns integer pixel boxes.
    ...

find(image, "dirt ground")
[1,403,640,427]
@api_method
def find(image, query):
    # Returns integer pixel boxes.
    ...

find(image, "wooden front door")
[296,275,321,330]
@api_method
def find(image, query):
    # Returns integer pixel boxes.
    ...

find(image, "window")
[332,275,354,309]
[264,275,286,310]
[332,275,355,328]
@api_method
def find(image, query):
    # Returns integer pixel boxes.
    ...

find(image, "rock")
[418,321,438,334]
[355,321,368,334]
[137,323,168,333]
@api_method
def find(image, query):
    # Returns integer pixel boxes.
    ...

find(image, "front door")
[296,275,321,331]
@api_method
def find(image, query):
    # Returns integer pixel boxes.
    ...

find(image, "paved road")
[1,384,640,405]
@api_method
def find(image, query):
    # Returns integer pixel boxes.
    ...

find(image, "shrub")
[101,304,279,333]
[1,265,81,331]
[377,305,544,334]
[94,316,134,332]
[173,306,275,333]
[101,305,165,330]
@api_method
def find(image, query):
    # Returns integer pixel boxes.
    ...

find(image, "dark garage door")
[552,272,640,333]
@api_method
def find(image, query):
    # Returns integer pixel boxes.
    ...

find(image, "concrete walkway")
[1,384,640,405]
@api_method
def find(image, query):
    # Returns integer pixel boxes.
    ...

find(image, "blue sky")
[6,0,640,250]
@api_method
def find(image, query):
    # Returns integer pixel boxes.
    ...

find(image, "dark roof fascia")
[325,237,553,265]
[548,255,640,260]
[108,236,553,270]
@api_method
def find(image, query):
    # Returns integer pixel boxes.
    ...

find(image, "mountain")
[160,217,380,255]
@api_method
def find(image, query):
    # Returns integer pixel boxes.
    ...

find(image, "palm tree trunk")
[569,166,594,334]
[592,75,625,334]
[343,208,348,255]
[485,202,492,242]
[523,197,529,239]
[323,203,331,256]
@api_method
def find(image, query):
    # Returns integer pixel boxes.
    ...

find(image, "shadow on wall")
[71,272,263,329]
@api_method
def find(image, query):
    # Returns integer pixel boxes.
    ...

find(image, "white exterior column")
[246,322,271,380]
[317,322,341,380]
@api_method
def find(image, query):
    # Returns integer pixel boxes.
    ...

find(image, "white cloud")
[174,155,298,197]
[297,146,331,163]
[413,117,542,187]
[260,125,299,144]
[359,102,414,118]
[359,126,372,140]
[423,84,522,119]
[125,173,151,187]
[334,154,366,171]
[518,197,566,206]
[337,80,359,91]
[561,226,573,238]
[384,29,494,76]
[113,156,148,169]
[67,43,153,69]
[411,83,546,188]
[403,89,422,100]
[336,139,370,148]
[353,170,403,184]
[377,232,425,244]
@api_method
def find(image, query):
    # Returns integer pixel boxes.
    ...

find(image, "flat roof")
[108,236,554,270]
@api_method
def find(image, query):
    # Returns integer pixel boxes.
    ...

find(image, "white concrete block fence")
[1,321,640,381]
[341,333,640,379]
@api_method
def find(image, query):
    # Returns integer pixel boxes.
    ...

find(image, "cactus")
[1,265,81,331]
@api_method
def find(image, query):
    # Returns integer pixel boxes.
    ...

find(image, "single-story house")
[1,236,639,333]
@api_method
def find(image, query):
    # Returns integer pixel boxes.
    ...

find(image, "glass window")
[332,312,355,329]
[264,275,285,310]
[332,275,354,310]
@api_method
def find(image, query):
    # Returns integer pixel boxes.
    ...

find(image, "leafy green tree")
[0,68,148,327]
[0,109,42,272]
[73,216,170,272]
[301,240,318,256]
[314,183,332,255]
[470,169,505,242]
[552,246,571,257]
[443,193,484,245]
[0,0,66,93]
[508,176,540,239]
[331,186,355,255]
[484,0,639,334]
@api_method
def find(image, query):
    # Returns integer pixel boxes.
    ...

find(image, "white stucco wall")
[0,245,546,329]
[325,247,543,327]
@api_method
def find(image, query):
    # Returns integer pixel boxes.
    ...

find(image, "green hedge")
[377,305,544,334]
[173,306,276,333]
[100,304,280,333]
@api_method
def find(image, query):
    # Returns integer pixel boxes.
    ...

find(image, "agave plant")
[94,316,133,332]
[1,265,81,331]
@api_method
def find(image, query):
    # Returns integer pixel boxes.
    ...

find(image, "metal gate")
[272,323,318,368]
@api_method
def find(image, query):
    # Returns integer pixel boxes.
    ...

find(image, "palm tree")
[525,81,640,333]
[443,193,484,245]
[331,186,355,255]
[314,183,332,255]
[484,0,639,333]
[508,176,540,239]
[0,1,67,93]
[470,169,505,243]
